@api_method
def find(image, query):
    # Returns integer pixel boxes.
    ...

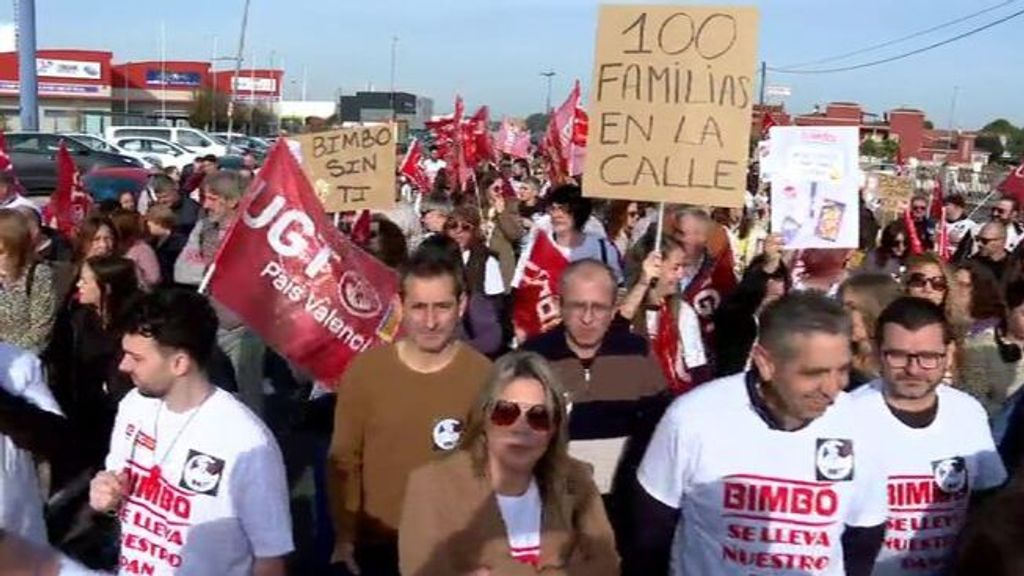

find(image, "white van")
[104,126,226,157]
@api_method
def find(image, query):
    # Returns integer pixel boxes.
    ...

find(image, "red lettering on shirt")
[722,477,839,518]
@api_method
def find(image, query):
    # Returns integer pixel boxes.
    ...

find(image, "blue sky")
[1,0,1020,128]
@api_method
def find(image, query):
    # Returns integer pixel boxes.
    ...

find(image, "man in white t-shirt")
[849,297,1006,576]
[89,289,293,576]
[422,145,447,184]
[631,292,888,576]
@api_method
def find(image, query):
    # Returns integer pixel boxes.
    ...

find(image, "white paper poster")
[768,126,860,249]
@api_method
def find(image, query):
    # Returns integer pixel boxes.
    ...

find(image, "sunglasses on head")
[489,400,553,432]
[907,273,947,292]
[912,205,927,212]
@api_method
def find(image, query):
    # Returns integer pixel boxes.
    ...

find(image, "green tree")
[860,139,879,158]
[525,113,549,136]
[982,118,1019,135]
[878,139,900,161]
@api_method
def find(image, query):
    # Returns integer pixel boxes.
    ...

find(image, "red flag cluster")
[207,141,401,385]
[399,138,431,193]
[424,97,497,193]
[541,80,588,185]
[496,119,531,159]
[999,163,1024,206]
[0,132,25,195]
[43,142,94,236]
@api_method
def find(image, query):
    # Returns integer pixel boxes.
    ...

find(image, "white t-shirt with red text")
[638,372,888,576]
[105,388,293,576]
[496,479,542,567]
[849,381,1007,576]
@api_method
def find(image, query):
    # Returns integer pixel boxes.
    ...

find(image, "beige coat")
[399,450,620,576]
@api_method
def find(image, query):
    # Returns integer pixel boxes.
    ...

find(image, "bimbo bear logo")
[815,438,854,482]
[932,457,967,494]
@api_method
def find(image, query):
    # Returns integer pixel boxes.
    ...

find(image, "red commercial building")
[754,101,983,166]
[0,47,282,133]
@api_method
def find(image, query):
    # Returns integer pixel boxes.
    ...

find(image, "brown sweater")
[327,342,492,547]
[399,451,620,576]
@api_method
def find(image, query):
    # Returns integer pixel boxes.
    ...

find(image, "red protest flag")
[350,209,372,246]
[651,300,694,396]
[497,119,531,159]
[682,248,737,344]
[902,208,924,255]
[400,137,431,193]
[513,231,569,339]
[206,141,401,385]
[42,142,93,236]
[998,163,1024,206]
[760,112,777,138]
[463,105,496,167]
[0,132,23,191]
[937,207,950,262]
[929,176,944,221]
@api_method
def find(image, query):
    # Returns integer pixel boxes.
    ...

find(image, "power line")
[779,0,1018,70]
[769,6,1024,74]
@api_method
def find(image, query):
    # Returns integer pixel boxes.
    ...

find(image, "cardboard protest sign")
[583,5,759,207]
[289,125,397,212]
[872,173,915,214]
[768,126,860,250]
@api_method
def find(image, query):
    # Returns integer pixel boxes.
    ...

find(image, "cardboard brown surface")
[583,5,759,207]
[290,125,397,212]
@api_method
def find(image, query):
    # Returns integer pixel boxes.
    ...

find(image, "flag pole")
[653,202,665,253]
[198,263,217,295]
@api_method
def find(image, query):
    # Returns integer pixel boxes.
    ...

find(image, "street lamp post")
[540,70,555,113]
[226,0,252,149]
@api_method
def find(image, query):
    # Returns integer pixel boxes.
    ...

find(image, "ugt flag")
[512,231,569,339]
[43,142,93,236]
[207,141,401,385]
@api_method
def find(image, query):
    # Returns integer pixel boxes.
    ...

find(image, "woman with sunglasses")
[605,200,643,260]
[903,252,968,384]
[860,220,909,278]
[480,172,525,293]
[445,205,506,299]
[399,351,619,575]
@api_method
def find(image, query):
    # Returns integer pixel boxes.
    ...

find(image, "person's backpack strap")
[598,238,608,265]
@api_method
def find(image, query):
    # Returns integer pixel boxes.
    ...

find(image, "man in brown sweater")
[328,245,492,576]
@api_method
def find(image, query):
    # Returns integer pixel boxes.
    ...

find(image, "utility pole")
[389,35,398,122]
[15,0,38,131]
[226,0,252,150]
[758,61,766,106]
[160,20,167,124]
[540,70,555,113]
[210,36,218,131]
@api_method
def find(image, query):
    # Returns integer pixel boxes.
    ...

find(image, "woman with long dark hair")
[58,256,141,467]
[860,219,909,277]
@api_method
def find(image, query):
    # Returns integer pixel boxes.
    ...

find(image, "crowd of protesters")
[3,142,1024,576]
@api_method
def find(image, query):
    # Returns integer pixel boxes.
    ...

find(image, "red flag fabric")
[350,209,372,246]
[207,141,401,385]
[463,106,496,167]
[43,142,94,236]
[496,119,531,159]
[937,207,950,262]
[542,81,583,185]
[513,232,569,339]
[651,301,693,396]
[929,177,944,221]
[902,208,924,255]
[998,163,1024,206]
[682,250,737,343]
[0,132,24,194]
[400,138,431,193]
[760,112,777,138]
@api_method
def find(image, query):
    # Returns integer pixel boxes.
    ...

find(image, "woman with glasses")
[860,220,909,277]
[479,172,525,293]
[445,206,506,298]
[399,351,619,575]
[534,184,624,285]
[903,252,969,385]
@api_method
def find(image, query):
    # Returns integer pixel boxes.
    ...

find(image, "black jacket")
[713,256,790,378]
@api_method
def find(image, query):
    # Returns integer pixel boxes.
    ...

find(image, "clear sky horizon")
[1,0,1020,129]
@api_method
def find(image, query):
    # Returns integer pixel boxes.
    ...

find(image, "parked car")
[82,167,150,203]
[6,132,145,195]
[103,126,226,157]
[112,136,198,170]
[63,133,159,170]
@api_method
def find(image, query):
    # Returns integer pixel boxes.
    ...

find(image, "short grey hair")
[558,259,617,303]
[758,291,851,360]
[206,171,244,201]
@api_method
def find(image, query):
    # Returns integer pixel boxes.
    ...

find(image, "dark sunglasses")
[489,400,553,432]
[907,273,947,292]
[912,205,928,212]
[445,220,474,233]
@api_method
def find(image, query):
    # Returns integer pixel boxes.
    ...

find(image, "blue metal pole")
[16,0,39,131]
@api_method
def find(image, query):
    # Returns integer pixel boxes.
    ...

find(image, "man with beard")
[849,297,1005,576]
[327,244,492,576]
[89,289,292,575]
[630,292,887,576]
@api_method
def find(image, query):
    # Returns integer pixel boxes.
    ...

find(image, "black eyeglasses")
[881,350,945,370]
